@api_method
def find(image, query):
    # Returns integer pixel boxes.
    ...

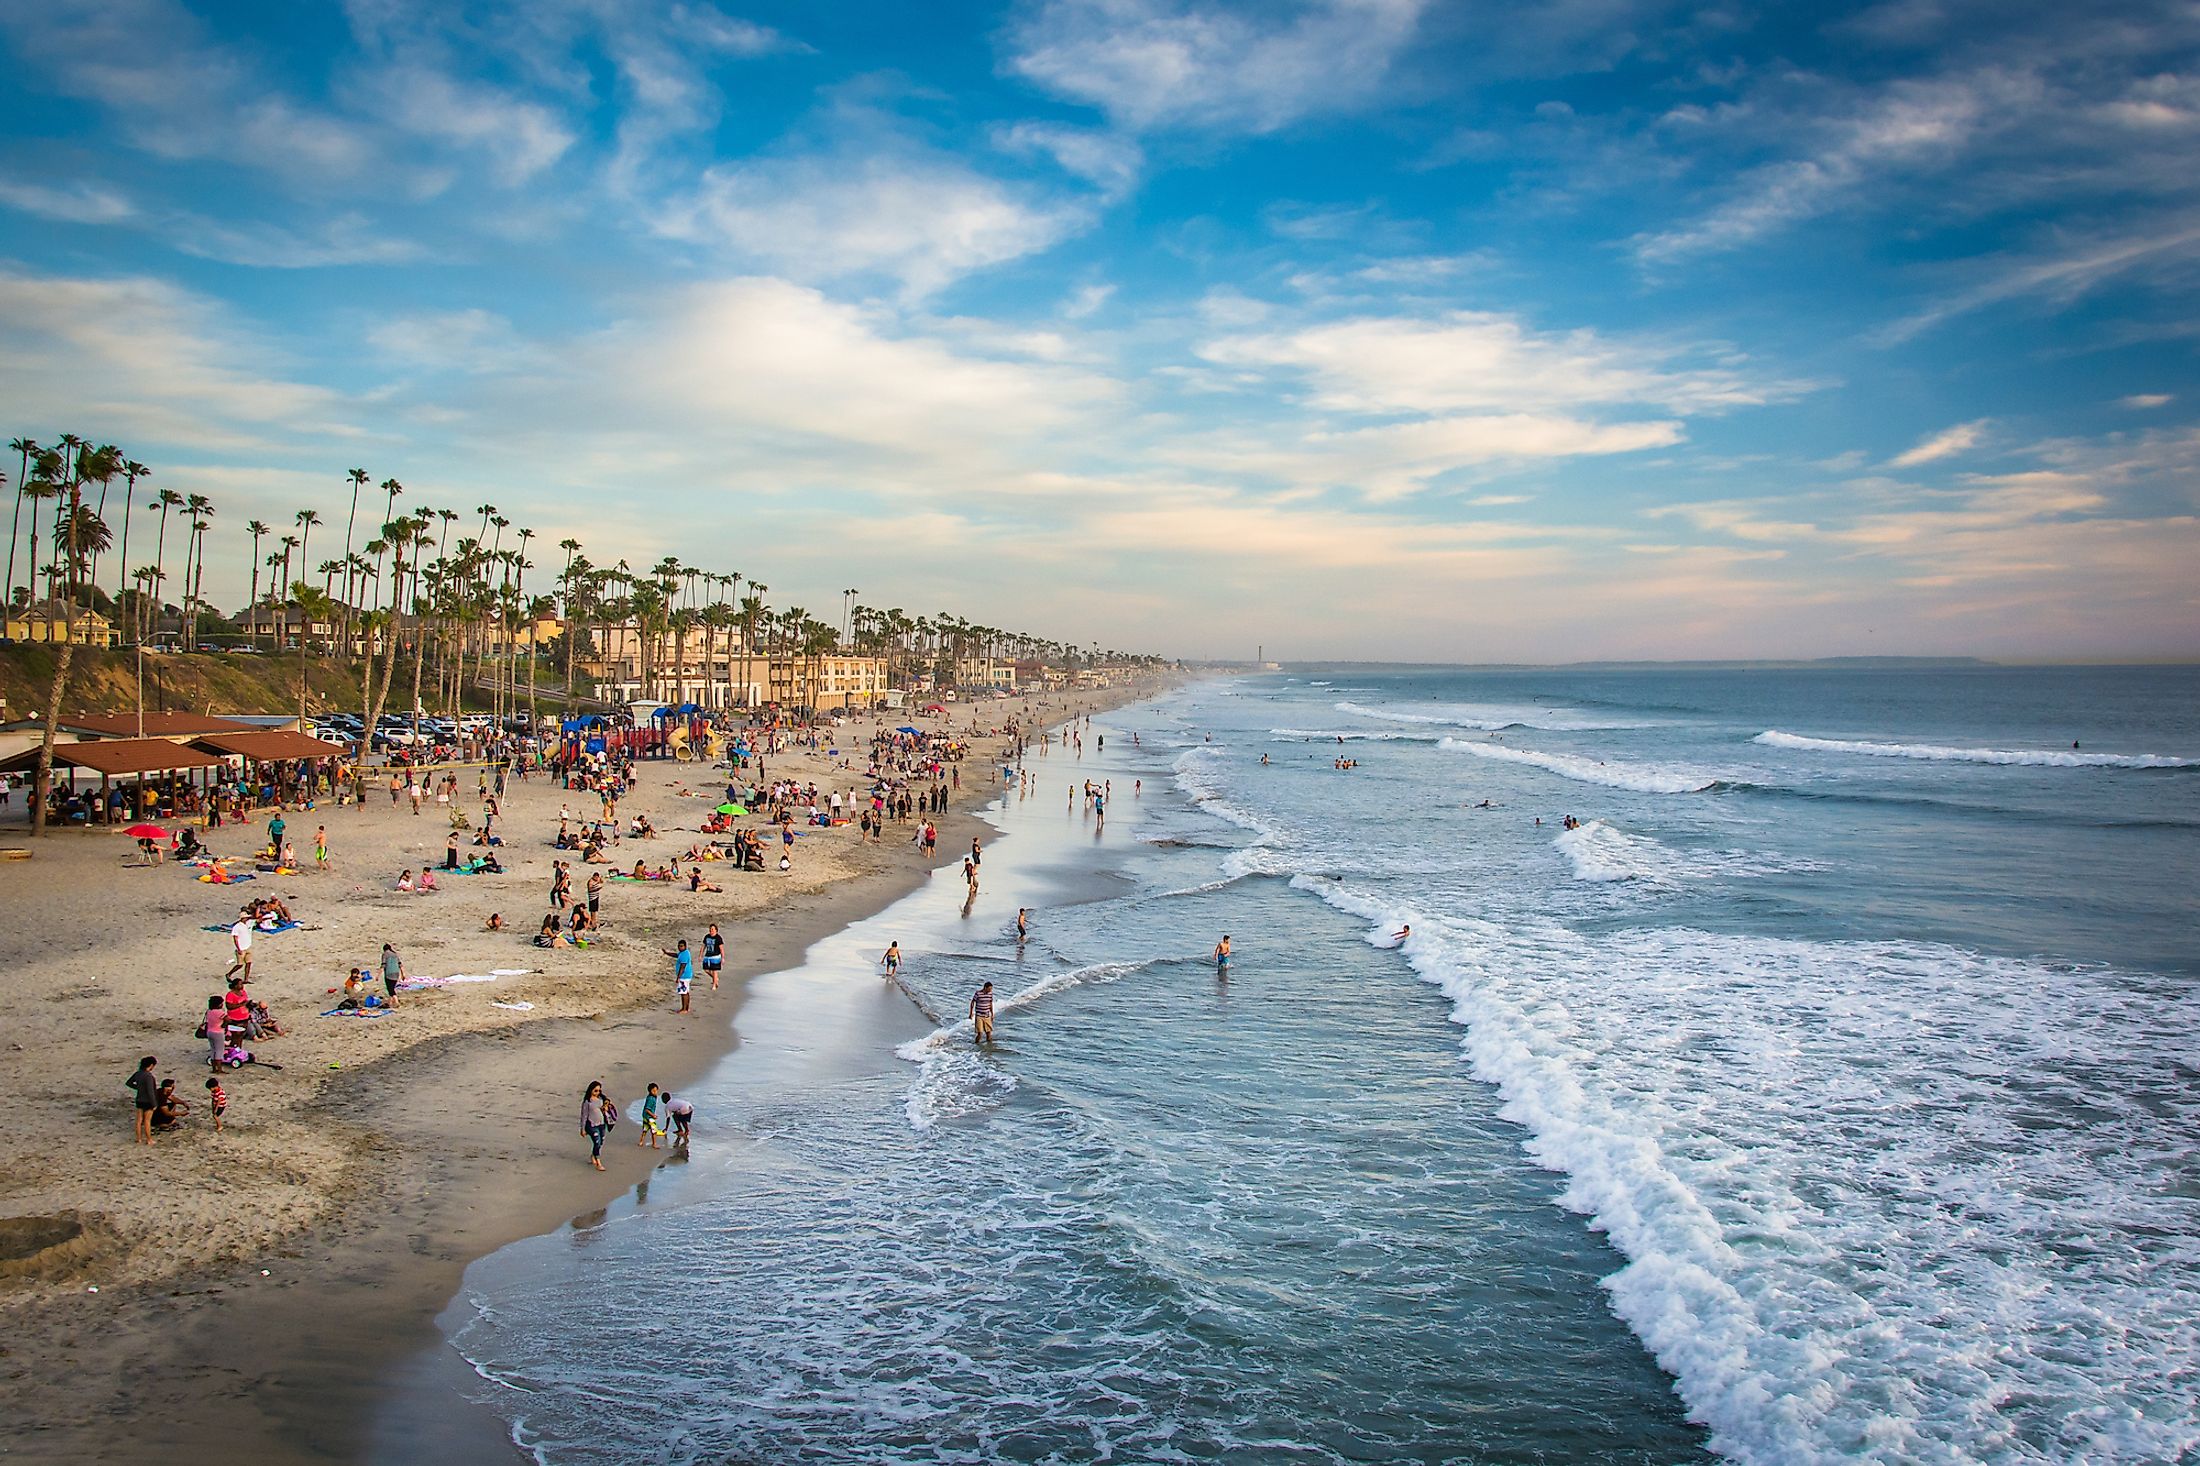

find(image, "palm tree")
[293,582,335,725]
[79,445,120,606]
[5,436,35,609]
[341,468,368,587]
[15,466,58,614]
[149,488,183,642]
[358,515,416,760]
[294,507,320,580]
[30,435,90,837]
[245,519,270,644]
[667,606,695,706]
[740,586,766,709]
[180,494,213,650]
[114,459,146,638]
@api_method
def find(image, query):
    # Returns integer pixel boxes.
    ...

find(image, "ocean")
[413,666,2200,1465]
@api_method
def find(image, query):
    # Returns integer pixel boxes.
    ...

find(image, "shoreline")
[0,683,1163,1462]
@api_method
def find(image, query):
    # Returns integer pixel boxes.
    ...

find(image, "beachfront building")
[585,622,888,710]
[767,652,890,711]
[2,599,119,647]
[238,601,347,651]
[954,657,1018,692]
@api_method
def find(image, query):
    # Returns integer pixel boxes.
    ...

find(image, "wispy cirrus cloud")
[1888,418,1989,467]
[1633,72,2022,265]
[0,177,136,224]
[1197,310,1809,416]
[0,265,355,451]
[1004,0,1429,134]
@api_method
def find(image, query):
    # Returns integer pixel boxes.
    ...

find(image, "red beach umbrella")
[124,824,170,839]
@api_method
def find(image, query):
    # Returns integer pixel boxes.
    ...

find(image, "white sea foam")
[898,960,1154,1129]
[1337,698,1652,732]
[1172,745,1278,838]
[1552,820,1820,886]
[1437,736,1718,794]
[1298,874,2200,1466]
[1757,729,2198,769]
[1269,726,1440,742]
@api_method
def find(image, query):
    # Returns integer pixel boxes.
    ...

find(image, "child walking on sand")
[206,1076,228,1132]
[637,1083,666,1149]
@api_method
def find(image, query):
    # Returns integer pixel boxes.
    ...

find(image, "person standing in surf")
[1214,934,1231,977]
[970,981,996,1044]
[882,941,902,977]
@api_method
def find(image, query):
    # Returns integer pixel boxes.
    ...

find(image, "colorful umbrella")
[123,824,170,839]
[715,802,747,815]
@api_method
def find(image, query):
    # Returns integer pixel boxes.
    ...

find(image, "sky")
[2,0,2196,663]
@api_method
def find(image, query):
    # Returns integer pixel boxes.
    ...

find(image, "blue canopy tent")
[895,725,922,735]
[560,715,604,732]
[652,703,705,719]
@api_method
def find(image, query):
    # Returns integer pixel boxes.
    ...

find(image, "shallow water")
[429,667,2200,1464]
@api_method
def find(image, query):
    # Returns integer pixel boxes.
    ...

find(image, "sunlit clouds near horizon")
[2,0,2196,662]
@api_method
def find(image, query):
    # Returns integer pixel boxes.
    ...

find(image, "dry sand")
[0,684,1155,1462]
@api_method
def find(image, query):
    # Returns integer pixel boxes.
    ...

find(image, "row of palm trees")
[5,436,219,648]
[549,550,1153,709]
[7,437,1162,735]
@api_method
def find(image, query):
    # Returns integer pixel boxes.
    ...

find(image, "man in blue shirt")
[663,938,694,1015]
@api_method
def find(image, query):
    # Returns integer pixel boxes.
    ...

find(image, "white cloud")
[1061,282,1116,318]
[1199,310,1806,415]
[0,266,353,451]
[993,121,1144,200]
[2119,393,2174,408]
[1633,74,2016,265]
[0,0,384,185]
[374,65,576,186]
[569,278,1122,461]
[170,212,427,269]
[0,177,136,224]
[1888,418,1990,467]
[1880,216,2200,342]
[661,153,1088,299]
[1004,0,1429,134]
[1183,413,1683,498]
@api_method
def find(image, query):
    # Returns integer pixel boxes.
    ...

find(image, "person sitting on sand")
[396,869,415,892]
[688,867,723,894]
[485,912,506,932]
[631,858,649,881]
[417,868,439,892]
[535,913,572,949]
[151,1078,191,1133]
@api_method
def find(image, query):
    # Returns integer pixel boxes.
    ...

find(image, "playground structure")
[667,725,725,762]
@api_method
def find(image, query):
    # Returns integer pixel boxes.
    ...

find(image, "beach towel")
[321,1006,387,1018]
[202,919,299,934]
[491,1001,536,1011]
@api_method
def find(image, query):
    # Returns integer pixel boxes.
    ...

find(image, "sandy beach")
[0,684,1154,1462]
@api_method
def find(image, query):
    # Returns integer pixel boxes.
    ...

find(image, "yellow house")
[2,600,119,647]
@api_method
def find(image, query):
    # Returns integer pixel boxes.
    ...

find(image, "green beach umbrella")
[715,802,746,815]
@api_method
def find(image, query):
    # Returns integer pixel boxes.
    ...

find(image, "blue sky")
[2,0,2195,661]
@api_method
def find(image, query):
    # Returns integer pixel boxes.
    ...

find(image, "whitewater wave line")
[1336,699,1653,732]
[1756,729,2197,769]
[1436,736,1717,794]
